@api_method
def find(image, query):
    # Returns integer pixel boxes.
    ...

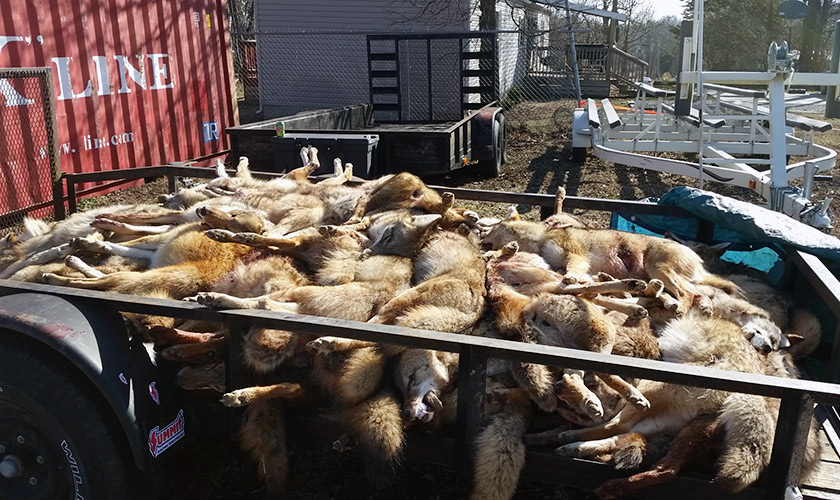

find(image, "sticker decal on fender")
[148,409,185,458]
[148,382,159,404]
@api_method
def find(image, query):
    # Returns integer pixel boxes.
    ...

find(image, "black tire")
[0,337,145,500]
[479,116,503,178]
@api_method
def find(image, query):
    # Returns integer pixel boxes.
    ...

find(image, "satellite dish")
[777,0,809,20]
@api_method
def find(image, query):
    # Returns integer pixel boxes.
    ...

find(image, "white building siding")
[255,0,474,117]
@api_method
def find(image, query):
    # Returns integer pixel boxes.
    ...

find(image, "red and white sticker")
[148,382,159,404]
[148,409,185,458]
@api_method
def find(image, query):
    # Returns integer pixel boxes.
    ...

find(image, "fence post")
[225,316,253,435]
[764,391,814,499]
[455,344,488,486]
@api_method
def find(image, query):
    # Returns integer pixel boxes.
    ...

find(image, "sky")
[646,0,687,20]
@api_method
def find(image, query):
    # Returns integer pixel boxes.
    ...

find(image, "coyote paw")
[90,217,128,232]
[318,225,338,237]
[42,273,69,285]
[555,430,579,446]
[582,394,604,420]
[220,389,252,407]
[626,391,651,411]
[626,279,647,292]
[554,442,583,457]
[306,336,339,354]
[644,279,664,297]
[562,274,580,285]
[695,295,714,315]
[205,229,261,245]
[192,292,240,309]
[332,434,356,453]
[70,236,108,253]
[204,229,236,242]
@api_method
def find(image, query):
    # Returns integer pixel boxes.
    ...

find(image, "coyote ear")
[779,334,792,349]
[411,214,442,230]
[504,206,520,221]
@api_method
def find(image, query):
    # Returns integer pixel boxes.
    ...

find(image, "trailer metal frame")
[24,165,840,499]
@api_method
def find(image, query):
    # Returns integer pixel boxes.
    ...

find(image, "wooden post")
[764,392,814,499]
[455,345,488,485]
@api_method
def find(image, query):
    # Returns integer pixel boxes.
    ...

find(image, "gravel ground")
[55,97,840,499]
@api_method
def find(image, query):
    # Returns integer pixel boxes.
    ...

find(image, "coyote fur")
[524,311,823,497]
[480,216,738,314]
[485,242,651,420]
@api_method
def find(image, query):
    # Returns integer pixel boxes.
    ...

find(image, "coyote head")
[366,214,441,257]
[394,349,451,423]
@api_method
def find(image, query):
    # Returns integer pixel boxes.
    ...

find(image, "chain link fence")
[0,67,63,232]
[228,27,631,127]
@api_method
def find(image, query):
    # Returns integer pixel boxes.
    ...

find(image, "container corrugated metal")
[0,0,236,183]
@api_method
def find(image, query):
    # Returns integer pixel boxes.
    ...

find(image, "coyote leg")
[555,432,642,459]
[591,295,648,318]
[554,406,645,445]
[594,415,720,500]
[594,373,650,410]
[90,218,174,236]
[192,291,296,313]
[64,255,105,278]
[145,325,225,345]
[71,236,156,261]
[95,209,188,225]
[0,242,72,279]
[306,336,375,354]
[560,369,604,420]
[204,228,310,249]
[221,382,303,407]
[536,278,647,295]
[161,338,226,364]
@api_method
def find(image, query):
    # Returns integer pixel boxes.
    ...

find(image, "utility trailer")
[1,165,840,500]
[226,33,508,179]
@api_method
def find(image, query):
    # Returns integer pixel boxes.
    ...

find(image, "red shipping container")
[0,0,236,205]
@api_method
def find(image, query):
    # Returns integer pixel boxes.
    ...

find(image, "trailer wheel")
[572,147,587,163]
[498,113,508,164]
[479,115,504,178]
[0,338,146,500]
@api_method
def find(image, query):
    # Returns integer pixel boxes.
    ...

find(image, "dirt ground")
[70,97,840,499]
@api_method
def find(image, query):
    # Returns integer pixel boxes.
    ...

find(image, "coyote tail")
[239,401,288,495]
[334,346,386,406]
[471,406,531,500]
[714,393,775,493]
[342,387,404,487]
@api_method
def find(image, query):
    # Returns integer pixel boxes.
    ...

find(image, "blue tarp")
[611,186,840,284]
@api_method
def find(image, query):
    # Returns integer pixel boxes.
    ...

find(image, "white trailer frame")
[571,0,839,229]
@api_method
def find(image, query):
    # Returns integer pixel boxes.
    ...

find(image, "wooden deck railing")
[527,44,648,92]
[607,45,649,89]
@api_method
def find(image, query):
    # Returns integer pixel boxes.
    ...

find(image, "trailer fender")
[471,106,506,162]
[0,292,186,472]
